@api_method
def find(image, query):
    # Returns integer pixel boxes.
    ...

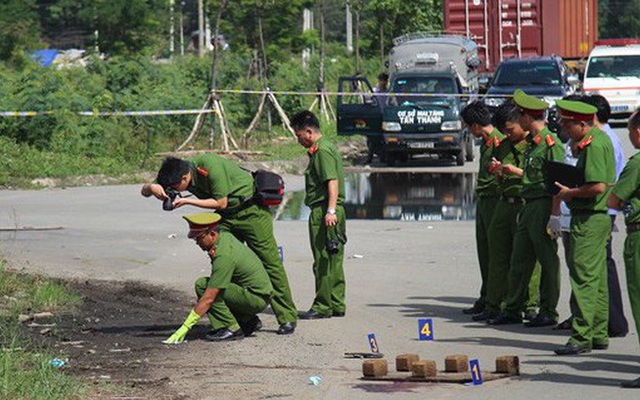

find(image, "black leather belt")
[627,223,640,234]
[571,209,607,217]
[500,195,525,205]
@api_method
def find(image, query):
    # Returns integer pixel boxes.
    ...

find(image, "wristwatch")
[326,207,336,215]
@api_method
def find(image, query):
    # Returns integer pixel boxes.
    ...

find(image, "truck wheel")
[465,138,475,162]
[456,150,465,166]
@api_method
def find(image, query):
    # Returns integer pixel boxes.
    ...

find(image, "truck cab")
[337,34,480,166]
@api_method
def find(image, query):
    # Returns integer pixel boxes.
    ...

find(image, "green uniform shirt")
[612,153,640,224]
[521,127,565,199]
[476,128,505,198]
[207,231,274,297]
[493,137,528,197]
[187,154,254,210]
[568,127,616,212]
[304,137,346,207]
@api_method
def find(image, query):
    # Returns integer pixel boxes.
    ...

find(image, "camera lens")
[162,197,175,211]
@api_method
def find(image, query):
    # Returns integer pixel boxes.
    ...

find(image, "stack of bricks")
[362,359,388,377]
[396,354,420,372]
[411,360,438,378]
[495,356,519,375]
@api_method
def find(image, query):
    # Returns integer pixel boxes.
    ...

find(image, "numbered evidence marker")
[469,359,483,385]
[418,318,434,341]
[368,333,380,353]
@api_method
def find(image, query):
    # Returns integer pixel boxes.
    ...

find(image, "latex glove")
[546,215,562,239]
[163,309,201,344]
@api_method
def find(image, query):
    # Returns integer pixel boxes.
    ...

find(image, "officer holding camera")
[141,154,298,335]
[291,110,347,319]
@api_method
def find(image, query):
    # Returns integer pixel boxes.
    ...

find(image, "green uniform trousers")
[195,277,270,331]
[623,231,640,347]
[475,196,499,308]
[308,205,346,316]
[221,204,298,324]
[505,198,560,319]
[569,213,610,348]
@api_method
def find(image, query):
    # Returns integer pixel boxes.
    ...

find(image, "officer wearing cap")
[141,155,298,335]
[608,110,640,388]
[459,101,504,316]
[291,110,347,320]
[163,213,274,343]
[553,99,616,355]
[473,101,539,322]
[490,89,565,327]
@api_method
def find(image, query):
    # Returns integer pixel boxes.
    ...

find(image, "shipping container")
[443,0,598,72]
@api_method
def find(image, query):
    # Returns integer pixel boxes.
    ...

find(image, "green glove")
[163,309,201,344]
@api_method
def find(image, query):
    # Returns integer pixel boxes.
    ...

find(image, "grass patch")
[0,262,90,400]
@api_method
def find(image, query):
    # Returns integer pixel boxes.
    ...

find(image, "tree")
[0,0,41,62]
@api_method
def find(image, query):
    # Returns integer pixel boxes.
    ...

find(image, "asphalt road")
[1,126,639,399]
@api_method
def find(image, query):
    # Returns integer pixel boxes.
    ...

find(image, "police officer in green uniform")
[141,154,298,335]
[554,100,615,355]
[291,110,347,319]
[473,101,532,321]
[460,101,504,315]
[608,110,640,388]
[489,90,565,327]
[163,212,274,343]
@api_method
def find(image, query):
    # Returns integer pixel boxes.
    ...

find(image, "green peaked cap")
[513,89,548,111]
[183,212,222,238]
[555,99,597,115]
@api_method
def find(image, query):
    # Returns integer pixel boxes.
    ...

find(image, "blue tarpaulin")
[31,50,59,67]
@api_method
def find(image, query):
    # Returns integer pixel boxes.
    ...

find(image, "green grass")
[0,262,90,400]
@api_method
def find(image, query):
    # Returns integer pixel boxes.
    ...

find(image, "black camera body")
[326,227,347,255]
[162,187,180,211]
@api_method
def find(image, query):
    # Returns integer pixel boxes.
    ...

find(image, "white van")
[583,39,640,118]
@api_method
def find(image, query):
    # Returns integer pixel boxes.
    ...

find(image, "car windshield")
[586,55,640,78]
[492,61,562,86]
[389,77,458,105]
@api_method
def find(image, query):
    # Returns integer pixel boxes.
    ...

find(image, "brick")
[444,355,469,372]
[396,354,420,372]
[411,360,437,378]
[495,356,519,375]
[362,359,388,377]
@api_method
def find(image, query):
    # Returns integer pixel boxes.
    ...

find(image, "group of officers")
[140,110,347,343]
[462,89,640,388]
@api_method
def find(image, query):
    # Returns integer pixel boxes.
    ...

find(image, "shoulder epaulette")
[545,135,556,147]
[197,166,209,177]
[493,136,500,148]
[533,134,542,146]
[308,145,319,155]
[578,135,593,150]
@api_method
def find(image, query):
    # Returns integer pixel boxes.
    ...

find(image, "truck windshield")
[492,61,562,86]
[586,55,640,78]
[390,77,458,105]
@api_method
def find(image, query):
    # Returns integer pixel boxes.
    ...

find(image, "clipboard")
[545,161,584,195]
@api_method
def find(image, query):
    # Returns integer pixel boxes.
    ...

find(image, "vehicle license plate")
[408,142,434,149]
[611,105,629,112]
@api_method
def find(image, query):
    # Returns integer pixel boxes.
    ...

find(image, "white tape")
[0,109,217,117]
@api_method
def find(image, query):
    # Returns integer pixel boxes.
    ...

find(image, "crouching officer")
[163,213,274,343]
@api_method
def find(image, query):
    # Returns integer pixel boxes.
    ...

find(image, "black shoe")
[554,317,573,330]
[523,309,538,321]
[462,303,484,315]
[277,322,296,335]
[554,343,591,355]
[621,376,640,388]
[239,316,262,337]
[205,328,244,341]
[487,313,522,325]
[298,310,331,320]
[204,327,225,340]
[471,311,498,322]
[592,342,609,350]
[333,311,346,317]
[524,315,557,328]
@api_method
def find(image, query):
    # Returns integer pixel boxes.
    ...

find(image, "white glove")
[546,215,562,239]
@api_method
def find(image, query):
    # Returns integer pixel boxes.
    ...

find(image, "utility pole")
[169,0,175,57]
[198,0,205,58]
[346,0,353,53]
[180,1,185,56]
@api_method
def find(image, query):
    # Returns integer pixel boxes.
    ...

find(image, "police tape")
[0,109,217,117]
[214,89,515,98]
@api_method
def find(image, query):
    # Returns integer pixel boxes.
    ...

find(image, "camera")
[162,187,180,211]
[326,227,347,255]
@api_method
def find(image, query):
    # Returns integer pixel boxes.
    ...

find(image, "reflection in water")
[278,172,477,221]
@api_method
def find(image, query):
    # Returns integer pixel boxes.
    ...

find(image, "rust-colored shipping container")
[443,0,598,72]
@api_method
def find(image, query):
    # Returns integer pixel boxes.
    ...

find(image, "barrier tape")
[0,109,217,117]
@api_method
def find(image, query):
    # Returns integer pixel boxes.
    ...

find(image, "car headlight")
[441,121,462,131]
[484,97,505,107]
[383,122,401,132]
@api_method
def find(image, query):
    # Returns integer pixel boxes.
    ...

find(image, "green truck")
[337,33,481,166]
